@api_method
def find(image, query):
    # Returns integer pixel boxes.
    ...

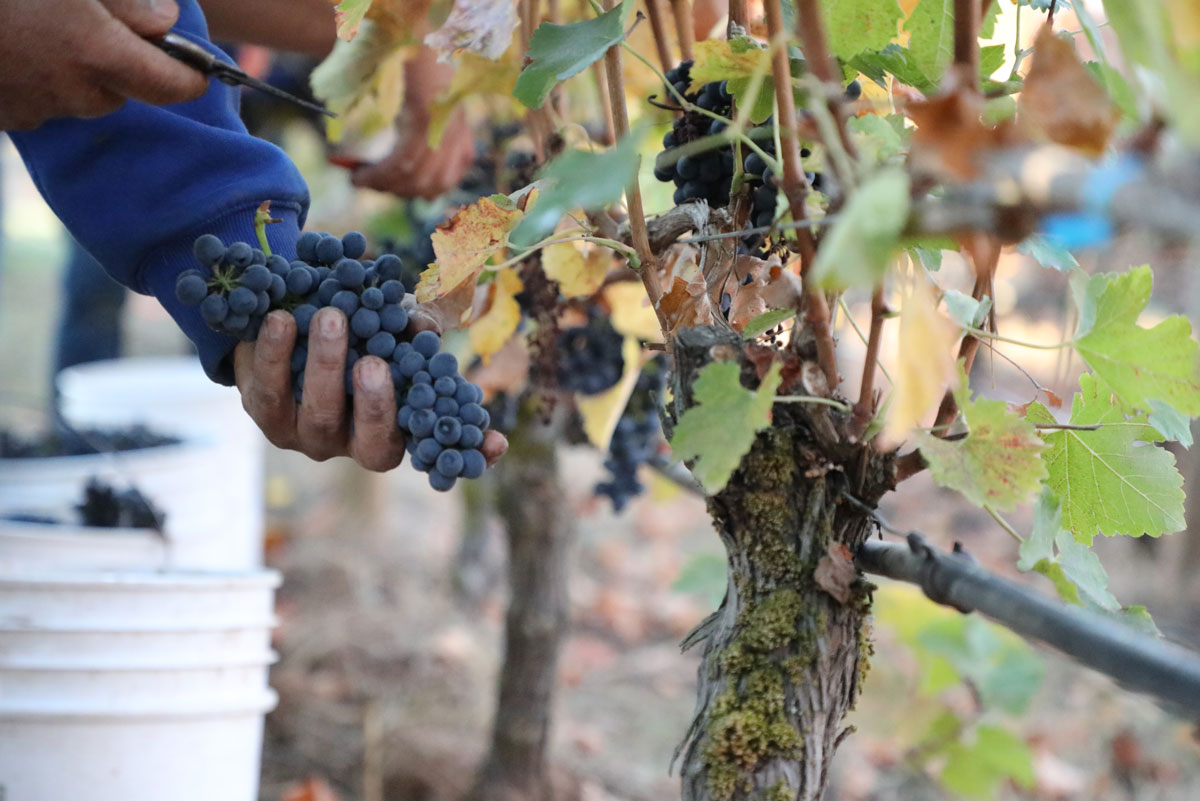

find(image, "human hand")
[349,108,477,200]
[234,308,508,473]
[0,0,210,131]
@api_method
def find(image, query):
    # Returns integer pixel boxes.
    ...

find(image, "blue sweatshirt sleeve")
[9,0,310,385]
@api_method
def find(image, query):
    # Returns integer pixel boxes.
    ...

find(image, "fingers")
[98,0,181,37]
[245,312,299,447]
[296,308,350,460]
[86,15,210,106]
[348,358,406,472]
[481,430,509,468]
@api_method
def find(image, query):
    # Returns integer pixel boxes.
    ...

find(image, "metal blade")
[225,70,338,118]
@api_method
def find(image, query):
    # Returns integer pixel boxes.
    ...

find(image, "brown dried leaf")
[467,335,530,397]
[1019,24,1119,158]
[658,275,716,334]
[907,83,1022,180]
[727,260,803,332]
[814,542,857,605]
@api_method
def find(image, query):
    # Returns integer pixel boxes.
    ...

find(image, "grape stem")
[253,201,279,258]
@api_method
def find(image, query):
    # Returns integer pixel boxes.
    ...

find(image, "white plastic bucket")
[0,518,167,573]
[0,570,280,629]
[57,356,265,566]
[0,436,256,571]
[0,569,279,801]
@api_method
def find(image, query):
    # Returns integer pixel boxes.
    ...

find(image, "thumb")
[98,0,180,37]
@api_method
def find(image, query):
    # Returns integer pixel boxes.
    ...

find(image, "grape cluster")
[0,426,177,458]
[595,360,665,512]
[77,478,166,530]
[175,230,493,492]
[656,61,737,209]
[557,313,625,395]
[653,61,845,245]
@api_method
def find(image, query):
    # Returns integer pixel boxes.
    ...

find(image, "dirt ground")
[2,139,1198,801]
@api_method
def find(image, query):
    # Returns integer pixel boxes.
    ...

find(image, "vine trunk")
[671,326,893,801]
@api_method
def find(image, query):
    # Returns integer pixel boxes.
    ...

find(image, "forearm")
[199,0,336,57]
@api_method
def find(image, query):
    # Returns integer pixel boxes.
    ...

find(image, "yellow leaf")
[427,48,522,145]
[468,270,524,362]
[687,39,770,93]
[311,22,413,142]
[604,282,663,342]
[882,279,957,446]
[576,337,643,451]
[542,241,610,298]
[416,195,524,302]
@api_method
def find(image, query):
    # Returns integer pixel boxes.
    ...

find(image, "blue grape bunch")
[654,61,846,246]
[595,360,666,512]
[556,312,625,395]
[175,229,492,492]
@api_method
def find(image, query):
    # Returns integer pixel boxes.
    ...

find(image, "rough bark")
[671,327,894,801]
[467,404,572,801]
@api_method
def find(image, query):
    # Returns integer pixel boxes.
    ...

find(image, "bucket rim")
[0,568,281,590]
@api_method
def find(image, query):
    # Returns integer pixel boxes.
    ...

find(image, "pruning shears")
[152,32,336,118]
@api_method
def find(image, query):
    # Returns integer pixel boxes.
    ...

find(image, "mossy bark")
[671,327,894,801]
[467,405,571,801]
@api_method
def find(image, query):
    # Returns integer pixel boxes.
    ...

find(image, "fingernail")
[263,312,285,341]
[317,309,345,338]
[359,359,387,392]
[144,0,177,17]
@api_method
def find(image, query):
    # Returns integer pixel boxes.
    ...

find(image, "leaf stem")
[985,505,1024,544]
[774,395,852,413]
[962,326,1071,351]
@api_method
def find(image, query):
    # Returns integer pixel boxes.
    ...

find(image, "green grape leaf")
[942,289,991,329]
[1028,373,1185,542]
[979,44,1006,80]
[811,167,910,289]
[1019,489,1119,609]
[742,308,794,339]
[851,45,936,93]
[847,113,906,165]
[1016,232,1079,273]
[851,41,1001,92]
[918,616,1044,714]
[941,726,1035,800]
[669,361,783,494]
[915,370,1047,512]
[672,552,728,607]
[904,0,956,84]
[1071,266,1200,416]
[513,0,632,109]
[510,132,641,247]
[819,0,904,61]
[1147,399,1193,447]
